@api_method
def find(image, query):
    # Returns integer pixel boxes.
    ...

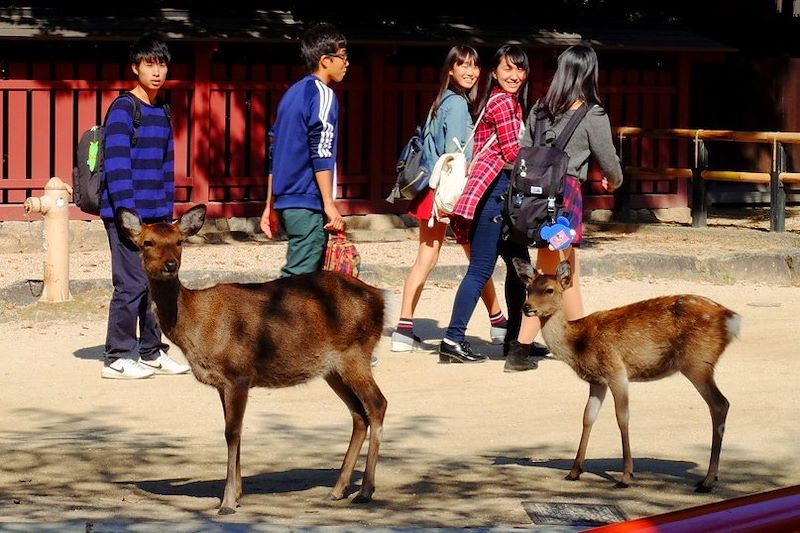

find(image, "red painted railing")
[1,45,691,221]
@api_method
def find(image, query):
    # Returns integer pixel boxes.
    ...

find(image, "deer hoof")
[352,492,373,504]
[613,481,630,489]
[564,472,581,481]
[218,506,236,515]
[325,491,346,501]
[694,482,715,493]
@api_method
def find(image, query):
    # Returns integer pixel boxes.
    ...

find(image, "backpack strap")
[553,102,591,151]
[103,92,142,146]
[424,92,458,131]
[461,93,502,154]
[532,109,548,147]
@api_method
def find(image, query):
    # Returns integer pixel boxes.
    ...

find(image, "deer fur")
[117,204,387,514]
[512,257,740,492]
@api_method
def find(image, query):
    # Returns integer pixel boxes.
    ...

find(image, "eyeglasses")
[325,53,349,62]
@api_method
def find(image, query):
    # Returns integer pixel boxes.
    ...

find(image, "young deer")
[117,204,387,514]
[512,258,740,492]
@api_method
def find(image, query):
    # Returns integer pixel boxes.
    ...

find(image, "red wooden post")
[189,43,214,211]
[7,63,28,205]
[368,46,389,212]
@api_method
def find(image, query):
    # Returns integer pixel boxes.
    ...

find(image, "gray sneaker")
[390,330,421,352]
[489,324,507,345]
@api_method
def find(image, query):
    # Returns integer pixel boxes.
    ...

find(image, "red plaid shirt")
[452,89,523,227]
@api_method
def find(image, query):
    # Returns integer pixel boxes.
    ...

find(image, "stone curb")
[360,251,800,287]
[2,251,798,314]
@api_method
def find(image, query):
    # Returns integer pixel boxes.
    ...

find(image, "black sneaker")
[530,341,550,358]
[439,340,487,364]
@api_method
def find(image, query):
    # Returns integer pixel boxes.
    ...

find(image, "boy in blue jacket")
[259,23,348,277]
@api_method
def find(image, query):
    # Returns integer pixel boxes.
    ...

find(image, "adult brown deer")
[512,258,740,492]
[117,204,387,514]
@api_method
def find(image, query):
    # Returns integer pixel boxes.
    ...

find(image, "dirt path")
[1,273,798,529]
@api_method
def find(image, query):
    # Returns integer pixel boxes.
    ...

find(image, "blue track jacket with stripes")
[270,74,338,211]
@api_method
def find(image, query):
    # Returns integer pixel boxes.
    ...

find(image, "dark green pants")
[278,208,327,277]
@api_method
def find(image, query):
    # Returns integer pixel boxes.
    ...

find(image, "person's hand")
[323,204,346,232]
[601,176,617,193]
[259,206,274,239]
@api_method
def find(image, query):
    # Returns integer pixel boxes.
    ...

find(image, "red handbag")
[323,233,361,278]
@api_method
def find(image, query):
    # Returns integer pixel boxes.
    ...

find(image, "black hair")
[476,44,530,118]
[537,43,601,121]
[300,23,347,73]
[430,45,481,119]
[129,33,171,65]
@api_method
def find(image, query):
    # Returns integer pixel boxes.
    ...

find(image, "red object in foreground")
[589,485,800,532]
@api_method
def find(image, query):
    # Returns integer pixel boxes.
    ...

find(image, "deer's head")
[117,204,206,281]
[512,257,572,318]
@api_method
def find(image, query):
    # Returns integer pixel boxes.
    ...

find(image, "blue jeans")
[445,170,530,344]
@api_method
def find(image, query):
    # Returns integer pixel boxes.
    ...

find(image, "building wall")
[1,40,696,221]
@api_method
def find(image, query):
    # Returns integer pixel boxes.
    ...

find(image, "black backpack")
[386,124,426,203]
[501,103,590,248]
[72,94,171,215]
[386,93,459,204]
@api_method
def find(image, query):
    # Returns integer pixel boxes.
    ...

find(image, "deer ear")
[116,208,142,243]
[555,260,573,290]
[512,257,535,285]
[179,204,207,237]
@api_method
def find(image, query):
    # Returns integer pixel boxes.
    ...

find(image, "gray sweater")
[520,105,623,189]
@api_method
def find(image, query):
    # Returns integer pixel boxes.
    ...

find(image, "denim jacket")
[420,90,473,176]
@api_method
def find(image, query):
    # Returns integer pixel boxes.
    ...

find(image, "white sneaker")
[101,358,155,380]
[490,324,507,345]
[138,351,191,375]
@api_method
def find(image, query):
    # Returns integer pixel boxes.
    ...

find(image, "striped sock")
[490,312,507,328]
[396,318,414,333]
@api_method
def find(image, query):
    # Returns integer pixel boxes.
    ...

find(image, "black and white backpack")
[501,103,590,248]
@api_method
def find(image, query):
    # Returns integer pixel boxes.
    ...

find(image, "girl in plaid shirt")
[391,46,510,353]
[439,44,533,364]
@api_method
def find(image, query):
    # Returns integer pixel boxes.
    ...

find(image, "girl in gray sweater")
[505,43,623,371]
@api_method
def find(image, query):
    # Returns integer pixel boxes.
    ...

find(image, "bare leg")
[398,220,447,319]
[567,382,607,481]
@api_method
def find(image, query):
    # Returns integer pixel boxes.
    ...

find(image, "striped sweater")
[99,95,174,221]
[269,74,338,211]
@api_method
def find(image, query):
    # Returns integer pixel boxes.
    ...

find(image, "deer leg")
[684,370,729,492]
[350,374,387,504]
[608,377,633,488]
[325,372,370,501]
[218,389,243,503]
[218,381,249,515]
[567,382,607,481]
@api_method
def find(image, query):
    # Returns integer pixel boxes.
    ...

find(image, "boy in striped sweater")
[100,34,190,379]
[259,23,348,277]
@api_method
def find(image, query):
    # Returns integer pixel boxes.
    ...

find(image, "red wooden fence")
[0,44,693,221]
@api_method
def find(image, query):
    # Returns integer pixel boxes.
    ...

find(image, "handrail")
[615,126,798,232]
[616,127,800,144]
